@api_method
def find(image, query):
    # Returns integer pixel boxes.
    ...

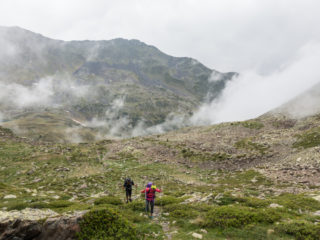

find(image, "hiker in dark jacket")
[123,177,135,203]
[141,182,161,219]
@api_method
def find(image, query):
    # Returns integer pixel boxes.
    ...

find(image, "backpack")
[146,187,156,200]
[124,178,132,188]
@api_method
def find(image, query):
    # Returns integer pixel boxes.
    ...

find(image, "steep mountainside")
[0,26,236,141]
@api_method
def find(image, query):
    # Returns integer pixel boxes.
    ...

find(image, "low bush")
[275,194,320,211]
[293,127,320,149]
[241,121,264,130]
[28,200,73,209]
[204,205,281,228]
[77,208,138,240]
[215,194,238,205]
[94,196,123,206]
[163,203,199,219]
[238,197,270,208]
[6,202,28,211]
[155,196,183,206]
[47,200,74,209]
[124,200,145,212]
[275,221,320,240]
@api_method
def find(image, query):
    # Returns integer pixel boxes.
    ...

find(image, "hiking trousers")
[126,189,132,198]
[145,200,154,214]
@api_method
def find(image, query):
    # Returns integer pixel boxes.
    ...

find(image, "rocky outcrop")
[0,209,86,240]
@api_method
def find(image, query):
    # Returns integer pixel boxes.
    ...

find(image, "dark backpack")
[124,178,133,188]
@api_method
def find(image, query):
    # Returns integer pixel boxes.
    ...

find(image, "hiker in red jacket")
[141,182,161,219]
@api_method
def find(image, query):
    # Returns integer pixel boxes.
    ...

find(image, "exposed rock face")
[0,209,86,240]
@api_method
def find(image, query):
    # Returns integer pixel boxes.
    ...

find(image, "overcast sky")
[1,0,320,124]
[1,0,320,74]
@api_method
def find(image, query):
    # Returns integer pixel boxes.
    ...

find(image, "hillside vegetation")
[1,111,320,239]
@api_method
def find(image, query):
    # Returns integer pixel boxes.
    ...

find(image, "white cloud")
[0,76,90,108]
[191,42,320,124]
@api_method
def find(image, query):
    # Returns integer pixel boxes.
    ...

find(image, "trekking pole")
[145,185,148,215]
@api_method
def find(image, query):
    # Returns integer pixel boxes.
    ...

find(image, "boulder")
[0,210,86,240]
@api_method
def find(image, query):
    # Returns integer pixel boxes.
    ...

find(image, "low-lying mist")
[0,76,89,109]
[1,40,320,142]
[191,42,320,124]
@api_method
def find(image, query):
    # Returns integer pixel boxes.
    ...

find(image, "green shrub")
[47,200,74,209]
[155,196,183,206]
[181,148,230,162]
[163,203,198,219]
[29,202,50,209]
[6,202,28,211]
[241,121,264,130]
[0,182,9,190]
[28,200,73,210]
[234,139,269,155]
[94,196,123,206]
[121,209,146,223]
[170,209,198,219]
[136,223,163,237]
[215,194,238,205]
[293,128,320,149]
[255,208,281,224]
[275,194,320,211]
[238,197,270,208]
[205,206,281,228]
[124,201,145,212]
[205,206,257,228]
[77,208,138,240]
[275,221,320,240]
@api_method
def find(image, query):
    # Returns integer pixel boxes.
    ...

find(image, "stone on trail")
[313,210,320,216]
[269,203,283,208]
[200,229,208,234]
[192,232,203,239]
[312,195,320,202]
[3,195,16,199]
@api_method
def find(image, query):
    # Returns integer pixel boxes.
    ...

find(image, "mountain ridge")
[0,26,237,142]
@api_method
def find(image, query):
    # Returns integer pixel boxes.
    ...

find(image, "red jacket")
[141,187,161,201]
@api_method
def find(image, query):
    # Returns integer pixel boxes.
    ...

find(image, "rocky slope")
[0,26,236,142]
